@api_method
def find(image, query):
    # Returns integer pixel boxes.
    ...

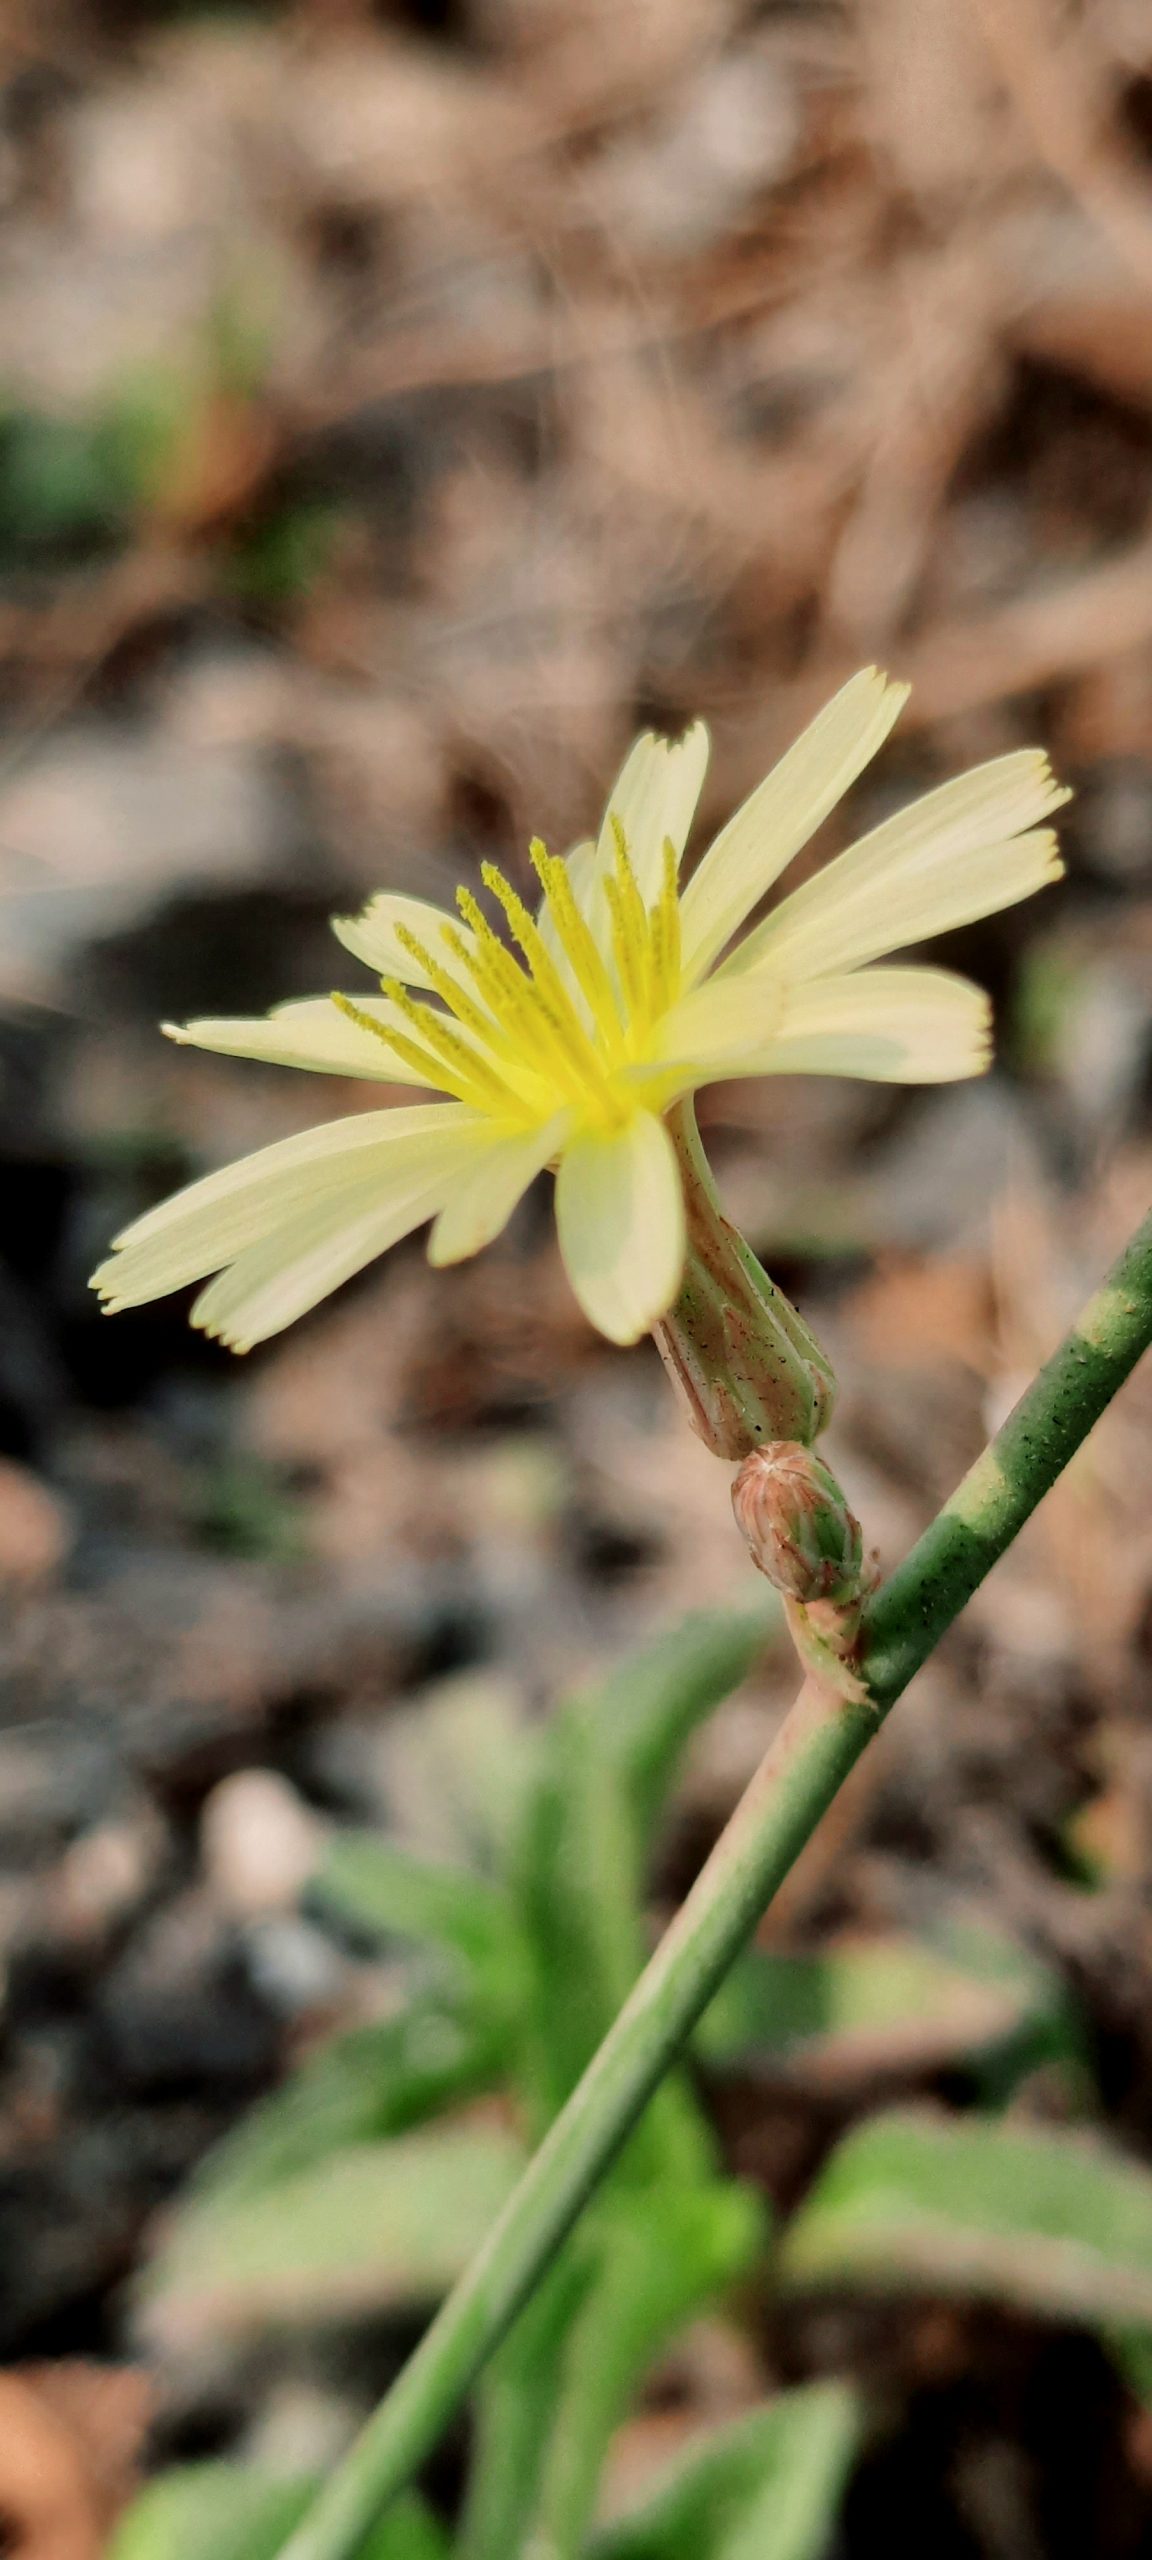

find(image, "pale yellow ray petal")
[164,997,438,1085]
[331,893,477,988]
[90,1104,480,1308]
[427,1114,570,1267]
[594,723,710,904]
[190,1142,482,1351]
[724,752,1069,983]
[554,1111,685,1345]
[678,669,909,982]
[648,973,786,1071]
[696,966,992,1085]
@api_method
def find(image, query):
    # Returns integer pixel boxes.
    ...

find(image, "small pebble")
[52,1812,166,1943]
[0,1462,71,1588]
[200,1769,325,1920]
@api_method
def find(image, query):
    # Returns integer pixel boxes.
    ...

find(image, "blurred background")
[4,2,1152,2555]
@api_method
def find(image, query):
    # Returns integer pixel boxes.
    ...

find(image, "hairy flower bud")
[731,1443,863,1604]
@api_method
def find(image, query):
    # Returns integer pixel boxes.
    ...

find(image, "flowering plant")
[93,668,1065,1354]
[87,675,1152,2560]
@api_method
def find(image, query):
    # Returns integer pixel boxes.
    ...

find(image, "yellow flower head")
[92,671,1068,1351]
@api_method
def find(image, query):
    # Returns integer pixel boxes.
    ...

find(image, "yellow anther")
[648,836,682,1009]
[529,841,620,1036]
[379,980,517,1114]
[477,861,620,1106]
[454,885,555,1042]
[479,863,575,1017]
[393,921,497,1051]
[330,993,464,1098]
[606,822,652,1022]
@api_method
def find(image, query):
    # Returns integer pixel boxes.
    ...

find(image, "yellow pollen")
[339,828,689,1137]
[332,988,514,1115]
[392,921,502,1053]
[453,886,572,1066]
[472,863,624,1116]
[601,849,648,1031]
[478,863,586,1026]
[329,992,460,1096]
[528,839,620,1036]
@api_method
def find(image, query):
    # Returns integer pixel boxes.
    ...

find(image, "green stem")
[279,1205,1152,2560]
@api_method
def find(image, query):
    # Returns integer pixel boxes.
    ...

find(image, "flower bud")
[731,1443,863,1605]
[652,1103,837,1461]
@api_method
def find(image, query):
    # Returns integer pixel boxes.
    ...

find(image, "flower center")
[334,830,685,1132]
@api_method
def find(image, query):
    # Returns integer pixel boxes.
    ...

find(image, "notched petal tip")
[859,665,910,708]
[195,1319,253,1355]
[90,1252,133,1306]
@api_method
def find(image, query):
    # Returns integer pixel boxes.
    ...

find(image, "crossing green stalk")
[279,1206,1152,2560]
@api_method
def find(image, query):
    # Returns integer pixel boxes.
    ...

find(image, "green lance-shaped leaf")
[456,2251,593,2560]
[188,2003,504,2204]
[573,1602,777,1842]
[139,2121,526,2351]
[371,1671,539,1871]
[780,2109,1152,2329]
[514,1699,711,2189]
[589,2379,862,2560]
[109,2466,445,2560]
[524,2178,767,2560]
[697,1925,1073,2089]
[314,1835,528,2015]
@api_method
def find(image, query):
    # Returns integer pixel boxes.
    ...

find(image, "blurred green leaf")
[457,2251,593,2560]
[192,1452,305,1562]
[109,2465,444,2560]
[512,1609,779,2168]
[207,266,281,401]
[141,2120,526,2348]
[315,1836,525,1998]
[1010,932,1085,1077]
[189,2003,502,2203]
[0,407,130,563]
[514,1704,710,2190]
[527,2180,767,2558]
[780,2109,1152,2327]
[516,1704,648,2119]
[576,1605,776,1838]
[589,2380,862,2560]
[698,1927,1069,2086]
[97,365,190,510]
[109,2466,312,2560]
[229,501,343,606]
[377,1673,539,1871]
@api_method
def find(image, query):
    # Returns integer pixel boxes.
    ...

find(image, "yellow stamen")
[479,863,591,1033]
[333,988,514,1116]
[648,836,682,1010]
[454,887,568,1058]
[330,993,461,1097]
[393,921,502,1053]
[604,823,652,1026]
[529,839,620,1038]
[465,869,621,1115]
